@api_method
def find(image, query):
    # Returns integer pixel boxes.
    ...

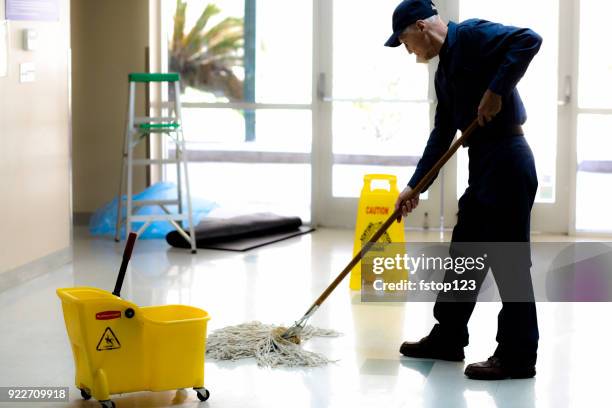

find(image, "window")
[160,0,313,220]
[331,0,430,198]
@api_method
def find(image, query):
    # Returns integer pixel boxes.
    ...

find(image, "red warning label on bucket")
[96,311,121,320]
[96,327,121,351]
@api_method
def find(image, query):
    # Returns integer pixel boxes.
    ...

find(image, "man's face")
[399,22,435,63]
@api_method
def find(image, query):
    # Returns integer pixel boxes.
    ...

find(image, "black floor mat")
[194,226,315,251]
[166,213,314,251]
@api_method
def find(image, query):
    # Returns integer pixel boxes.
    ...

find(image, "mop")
[206,119,481,368]
[207,322,340,367]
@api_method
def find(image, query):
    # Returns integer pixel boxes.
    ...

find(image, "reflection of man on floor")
[387,0,541,380]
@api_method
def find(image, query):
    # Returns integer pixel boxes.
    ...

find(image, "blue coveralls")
[407,19,542,366]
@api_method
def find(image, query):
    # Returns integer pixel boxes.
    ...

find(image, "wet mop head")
[206,321,340,367]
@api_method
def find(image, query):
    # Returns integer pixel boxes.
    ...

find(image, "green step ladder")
[115,72,197,253]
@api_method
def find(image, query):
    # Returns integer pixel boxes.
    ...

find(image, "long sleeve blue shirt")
[407,19,543,190]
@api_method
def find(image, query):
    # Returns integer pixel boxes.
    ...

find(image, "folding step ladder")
[115,73,197,253]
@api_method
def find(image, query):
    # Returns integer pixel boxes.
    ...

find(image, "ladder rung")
[134,117,177,124]
[135,128,180,135]
[128,72,180,83]
[122,199,179,206]
[138,122,180,130]
[129,214,188,222]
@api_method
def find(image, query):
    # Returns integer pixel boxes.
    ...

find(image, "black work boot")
[399,336,465,361]
[464,356,536,380]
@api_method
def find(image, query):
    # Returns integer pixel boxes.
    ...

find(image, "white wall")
[0,1,72,274]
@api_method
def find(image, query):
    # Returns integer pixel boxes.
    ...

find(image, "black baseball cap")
[384,0,438,47]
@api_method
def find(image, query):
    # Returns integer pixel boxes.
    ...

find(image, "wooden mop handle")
[311,119,480,308]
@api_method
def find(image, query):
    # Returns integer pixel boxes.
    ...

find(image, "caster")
[79,388,91,400]
[191,249,197,254]
[100,400,116,408]
[195,388,210,401]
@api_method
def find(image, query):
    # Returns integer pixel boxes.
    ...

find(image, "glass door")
[573,0,612,233]
[314,0,568,233]
[455,0,568,233]
[313,0,442,229]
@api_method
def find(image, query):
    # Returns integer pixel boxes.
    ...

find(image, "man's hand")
[395,186,420,223]
[477,89,502,126]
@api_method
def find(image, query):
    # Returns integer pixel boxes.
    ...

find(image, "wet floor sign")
[350,174,405,290]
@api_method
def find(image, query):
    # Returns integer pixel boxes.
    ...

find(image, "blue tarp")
[89,182,218,239]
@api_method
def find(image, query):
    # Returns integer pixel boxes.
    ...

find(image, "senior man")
[386,0,542,380]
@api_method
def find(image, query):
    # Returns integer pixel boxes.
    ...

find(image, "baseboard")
[73,212,92,226]
[0,247,73,293]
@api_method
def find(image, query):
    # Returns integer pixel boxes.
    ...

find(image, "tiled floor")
[1,228,611,407]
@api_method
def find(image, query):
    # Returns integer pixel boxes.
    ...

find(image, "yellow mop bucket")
[349,174,405,290]
[56,234,211,408]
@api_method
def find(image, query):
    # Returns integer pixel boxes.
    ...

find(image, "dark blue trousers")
[429,134,539,366]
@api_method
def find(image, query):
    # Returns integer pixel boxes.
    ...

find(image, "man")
[386,0,542,380]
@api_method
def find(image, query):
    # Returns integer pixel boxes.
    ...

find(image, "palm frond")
[172,0,187,51]
[202,17,243,45]
[208,28,243,50]
[183,26,242,61]
[182,33,212,60]
[207,33,244,57]
[195,54,244,67]
[183,3,220,48]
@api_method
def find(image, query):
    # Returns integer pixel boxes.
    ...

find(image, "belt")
[464,124,523,147]
[509,124,524,135]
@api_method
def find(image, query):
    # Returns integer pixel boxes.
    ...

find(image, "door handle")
[557,75,572,106]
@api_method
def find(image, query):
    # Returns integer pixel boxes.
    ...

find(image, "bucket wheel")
[79,388,92,400]
[194,387,210,401]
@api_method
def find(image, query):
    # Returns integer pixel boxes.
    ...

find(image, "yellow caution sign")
[350,174,405,290]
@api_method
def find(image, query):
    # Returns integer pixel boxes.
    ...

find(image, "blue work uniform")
[408,19,542,366]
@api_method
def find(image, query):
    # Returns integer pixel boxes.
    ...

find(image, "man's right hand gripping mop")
[206,119,481,368]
